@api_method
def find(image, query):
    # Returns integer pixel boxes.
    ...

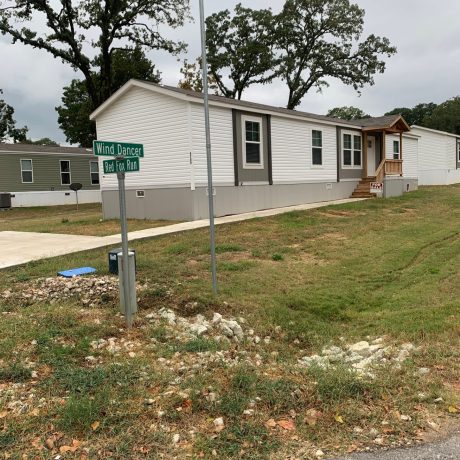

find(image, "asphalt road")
[332,432,460,460]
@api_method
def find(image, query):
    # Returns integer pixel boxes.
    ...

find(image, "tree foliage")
[22,137,59,146]
[385,103,437,126]
[423,97,460,135]
[0,0,190,110]
[327,106,370,120]
[0,89,27,142]
[178,58,220,94]
[56,47,161,147]
[205,4,276,99]
[274,0,396,109]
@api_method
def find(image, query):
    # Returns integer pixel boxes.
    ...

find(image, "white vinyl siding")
[190,102,234,186]
[20,159,33,183]
[271,117,337,183]
[95,87,190,190]
[406,127,460,185]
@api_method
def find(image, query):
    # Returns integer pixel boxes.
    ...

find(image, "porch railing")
[375,159,403,183]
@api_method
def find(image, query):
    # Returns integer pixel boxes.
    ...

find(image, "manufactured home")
[0,143,101,207]
[410,126,460,185]
[90,80,420,221]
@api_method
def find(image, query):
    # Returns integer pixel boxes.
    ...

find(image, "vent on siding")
[136,190,145,198]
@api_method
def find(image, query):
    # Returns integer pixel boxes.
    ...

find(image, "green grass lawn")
[0,203,176,236]
[0,185,459,459]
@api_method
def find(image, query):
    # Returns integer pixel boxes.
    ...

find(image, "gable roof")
[0,143,92,155]
[90,79,410,132]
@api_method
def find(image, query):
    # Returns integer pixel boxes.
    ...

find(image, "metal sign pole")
[199,0,218,294]
[117,170,132,328]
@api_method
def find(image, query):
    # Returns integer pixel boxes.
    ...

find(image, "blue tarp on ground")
[58,267,97,278]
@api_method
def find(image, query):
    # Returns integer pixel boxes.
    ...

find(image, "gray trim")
[232,109,239,186]
[337,127,363,180]
[234,110,270,184]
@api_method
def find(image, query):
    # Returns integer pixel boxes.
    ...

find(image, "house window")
[90,161,99,185]
[20,159,33,183]
[312,130,322,166]
[457,142,460,162]
[60,160,71,185]
[393,140,400,160]
[342,132,362,168]
[242,116,263,169]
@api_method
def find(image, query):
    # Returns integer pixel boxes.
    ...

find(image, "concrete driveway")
[0,231,119,269]
[0,198,362,269]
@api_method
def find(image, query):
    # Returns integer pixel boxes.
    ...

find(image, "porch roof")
[355,115,411,133]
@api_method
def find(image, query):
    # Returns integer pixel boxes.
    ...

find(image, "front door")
[367,136,376,177]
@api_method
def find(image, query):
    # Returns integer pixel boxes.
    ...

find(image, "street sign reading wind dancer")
[93,140,144,158]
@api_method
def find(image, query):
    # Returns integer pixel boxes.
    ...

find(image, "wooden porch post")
[363,131,368,178]
[382,130,386,178]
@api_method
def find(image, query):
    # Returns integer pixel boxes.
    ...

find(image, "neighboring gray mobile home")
[90,80,417,221]
[0,143,101,207]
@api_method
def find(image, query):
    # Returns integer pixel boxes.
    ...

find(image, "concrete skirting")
[383,177,419,198]
[11,190,101,207]
[102,181,359,220]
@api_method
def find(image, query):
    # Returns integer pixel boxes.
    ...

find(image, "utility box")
[0,193,12,209]
[118,251,138,315]
[108,247,136,274]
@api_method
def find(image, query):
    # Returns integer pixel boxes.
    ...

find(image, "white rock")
[348,341,371,357]
[400,343,415,351]
[212,313,222,324]
[315,450,325,458]
[172,433,180,444]
[243,409,254,416]
[213,417,224,427]
[418,367,430,376]
[322,346,342,356]
[159,308,176,324]
[400,415,412,422]
[188,324,208,336]
[434,397,444,403]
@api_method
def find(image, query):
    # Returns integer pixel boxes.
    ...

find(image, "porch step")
[351,177,378,199]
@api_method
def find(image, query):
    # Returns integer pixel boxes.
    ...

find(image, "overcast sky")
[1,0,460,143]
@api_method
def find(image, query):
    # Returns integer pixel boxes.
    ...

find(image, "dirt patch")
[296,252,328,265]
[317,232,348,241]
[320,210,365,218]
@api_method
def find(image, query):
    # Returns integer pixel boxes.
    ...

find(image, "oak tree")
[205,4,276,99]
[274,0,397,109]
[423,97,460,135]
[56,47,161,147]
[327,106,370,120]
[0,90,27,142]
[0,0,190,110]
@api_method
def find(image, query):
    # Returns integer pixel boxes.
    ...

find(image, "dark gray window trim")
[232,109,239,186]
[267,114,273,185]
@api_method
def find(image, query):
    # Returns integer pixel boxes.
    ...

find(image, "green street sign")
[93,140,144,158]
[103,157,140,174]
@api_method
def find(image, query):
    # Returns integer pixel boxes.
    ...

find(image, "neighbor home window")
[457,142,460,162]
[90,161,99,185]
[312,130,322,166]
[60,160,71,185]
[20,159,33,183]
[342,132,362,167]
[242,115,263,169]
[393,140,400,160]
